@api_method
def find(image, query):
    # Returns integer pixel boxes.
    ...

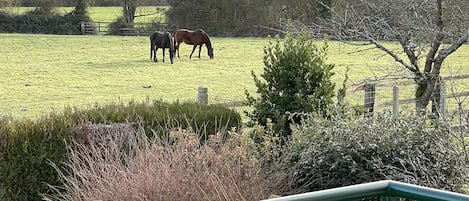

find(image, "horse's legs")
[162,47,165,62]
[154,48,158,62]
[190,45,197,59]
[175,42,180,58]
[198,45,202,58]
[169,48,174,64]
[150,41,153,60]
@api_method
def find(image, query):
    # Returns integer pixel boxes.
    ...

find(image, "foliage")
[0,100,241,201]
[107,16,127,35]
[246,30,336,137]
[267,109,469,195]
[0,0,14,7]
[166,0,330,36]
[11,0,168,7]
[42,123,275,201]
[0,4,92,34]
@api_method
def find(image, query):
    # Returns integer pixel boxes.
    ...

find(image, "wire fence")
[344,75,469,118]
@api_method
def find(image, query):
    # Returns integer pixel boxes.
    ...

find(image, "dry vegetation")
[43,122,277,201]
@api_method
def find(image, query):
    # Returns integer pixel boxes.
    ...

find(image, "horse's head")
[208,47,214,59]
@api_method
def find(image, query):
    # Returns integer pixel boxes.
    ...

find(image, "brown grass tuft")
[43,123,273,201]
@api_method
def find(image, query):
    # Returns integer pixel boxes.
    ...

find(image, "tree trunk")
[123,0,136,24]
[415,91,430,117]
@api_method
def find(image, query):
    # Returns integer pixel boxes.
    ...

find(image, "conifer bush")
[246,30,335,137]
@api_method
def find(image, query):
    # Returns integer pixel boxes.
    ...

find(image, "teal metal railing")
[263,180,469,201]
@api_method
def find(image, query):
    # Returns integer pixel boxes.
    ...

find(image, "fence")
[195,74,469,119]
[353,74,469,119]
[80,21,170,36]
[262,180,469,201]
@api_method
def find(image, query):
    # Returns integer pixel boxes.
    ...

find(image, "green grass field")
[1,33,468,119]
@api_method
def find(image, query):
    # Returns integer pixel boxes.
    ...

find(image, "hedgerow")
[0,100,240,200]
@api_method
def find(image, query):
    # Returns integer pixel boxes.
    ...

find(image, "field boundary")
[80,21,171,36]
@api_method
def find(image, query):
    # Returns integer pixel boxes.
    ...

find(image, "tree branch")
[423,0,444,73]
[435,30,469,64]
[398,33,420,72]
[367,36,421,78]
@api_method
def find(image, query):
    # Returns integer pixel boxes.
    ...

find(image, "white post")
[392,85,399,120]
[80,22,85,35]
[198,86,208,105]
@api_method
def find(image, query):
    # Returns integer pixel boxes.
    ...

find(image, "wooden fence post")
[80,22,85,35]
[364,81,376,117]
[392,85,399,120]
[198,86,208,105]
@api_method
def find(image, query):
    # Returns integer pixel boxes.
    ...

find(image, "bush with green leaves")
[0,100,241,201]
[0,3,91,34]
[268,109,469,195]
[246,30,335,137]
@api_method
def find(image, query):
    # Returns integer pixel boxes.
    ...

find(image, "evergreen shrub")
[246,30,335,137]
[267,110,469,195]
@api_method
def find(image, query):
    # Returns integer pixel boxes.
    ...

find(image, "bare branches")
[435,31,469,64]
[302,0,469,112]
[367,37,421,77]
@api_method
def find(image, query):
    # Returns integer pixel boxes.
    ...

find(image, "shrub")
[246,30,335,137]
[42,122,273,201]
[0,100,241,201]
[0,6,91,34]
[107,16,127,35]
[267,109,469,196]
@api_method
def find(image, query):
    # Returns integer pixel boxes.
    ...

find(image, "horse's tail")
[174,30,180,50]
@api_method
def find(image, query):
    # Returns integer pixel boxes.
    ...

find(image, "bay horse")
[150,31,175,64]
[175,29,214,59]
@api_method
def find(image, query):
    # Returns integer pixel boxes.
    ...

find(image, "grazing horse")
[175,29,214,59]
[150,31,175,64]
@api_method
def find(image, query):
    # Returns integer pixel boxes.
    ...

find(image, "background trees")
[307,0,469,115]
[166,0,331,36]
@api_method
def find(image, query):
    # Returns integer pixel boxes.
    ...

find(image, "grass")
[0,33,468,119]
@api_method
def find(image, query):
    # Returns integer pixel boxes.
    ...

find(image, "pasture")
[0,33,468,119]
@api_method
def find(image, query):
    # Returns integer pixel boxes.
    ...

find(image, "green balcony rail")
[263,180,469,201]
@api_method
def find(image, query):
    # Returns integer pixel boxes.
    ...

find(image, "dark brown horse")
[175,29,214,59]
[150,31,175,64]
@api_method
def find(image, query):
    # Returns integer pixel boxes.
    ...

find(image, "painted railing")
[263,180,469,201]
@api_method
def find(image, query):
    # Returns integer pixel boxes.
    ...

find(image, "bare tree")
[308,0,468,115]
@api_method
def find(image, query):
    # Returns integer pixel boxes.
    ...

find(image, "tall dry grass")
[42,122,274,201]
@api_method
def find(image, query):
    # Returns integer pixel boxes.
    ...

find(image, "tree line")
[0,0,167,7]
[0,0,333,36]
[166,0,332,36]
